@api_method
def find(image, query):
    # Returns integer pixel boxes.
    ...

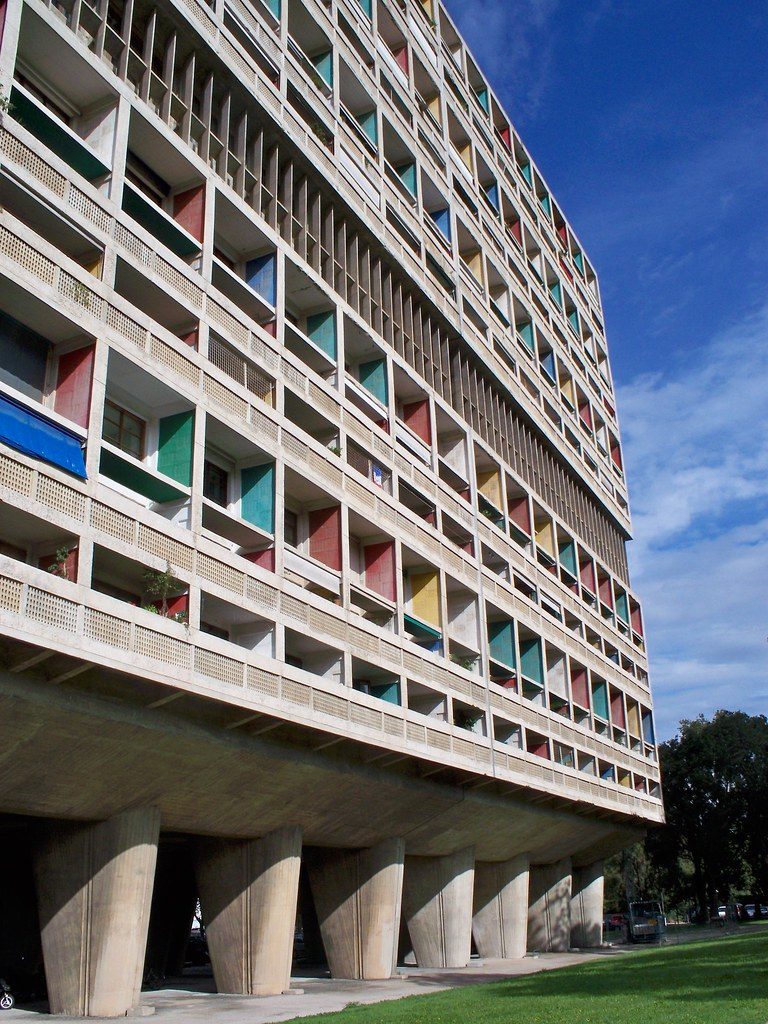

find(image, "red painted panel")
[598,574,613,607]
[402,399,431,444]
[179,327,199,348]
[263,319,278,338]
[309,505,342,571]
[364,540,396,601]
[559,257,573,282]
[508,218,522,244]
[528,738,550,759]
[610,688,626,729]
[570,667,590,709]
[508,494,531,534]
[611,441,623,470]
[173,184,205,242]
[631,603,643,637]
[394,45,409,75]
[0,0,7,48]
[579,401,593,430]
[244,547,275,573]
[54,345,95,428]
[498,125,512,151]
[579,556,596,594]
[43,545,79,582]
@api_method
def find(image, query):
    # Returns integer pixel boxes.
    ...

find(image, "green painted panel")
[100,448,185,503]
[568,309,580,334]
[358,358,388,405]
[518,320,535,351]
[573,251,584,272]
[370,680,400,705]
[241,462,275,534]
[358,0,372,15]
[592,679,610,720]
[358,109,378,146]
[396,161,417,196]
[306,310,337,360]
[122,184,200,258]
[312,50,333,88]
[266,0,281,16]
[549,280,563,307]
[539,192,552,217]
[520,162,532,185]
[615,590,630,623]
[403,613,441,641]
[519,637,543,685]
[157,411,194,487]
[476,87,489,113]
[559,539,578,577]
[489,619,515,669]
[11,88,110,181]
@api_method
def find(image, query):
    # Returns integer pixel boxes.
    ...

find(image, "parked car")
[745,904,768,918]
[716,903,746,922]
[628,901,666,943]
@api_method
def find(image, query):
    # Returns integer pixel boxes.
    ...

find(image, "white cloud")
[618,303,768,738]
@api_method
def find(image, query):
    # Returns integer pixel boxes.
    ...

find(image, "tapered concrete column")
[307,838,404,979]
[195,826,302,996]
[403,846,474,968]
[570,860,604,948]
[473,854,530,960]
[527,857,572,952]
[34,807,161,1018]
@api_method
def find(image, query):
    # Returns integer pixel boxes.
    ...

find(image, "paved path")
[3,950,620,1022]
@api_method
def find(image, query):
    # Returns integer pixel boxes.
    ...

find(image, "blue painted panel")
[484,182,500,211]
[430,207,451,241]
[246,253,277,307]
[0,393,86,477]
[540,350,556,381]
[642,710,656,745]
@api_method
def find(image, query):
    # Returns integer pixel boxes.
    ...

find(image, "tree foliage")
[605,710,768,919]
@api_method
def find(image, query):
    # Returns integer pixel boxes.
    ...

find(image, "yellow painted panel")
[477,469,502,508]
[535,518,555,556]
[410,570,441,627]
[460,143,473,171]
[428,95,442,124]
[618,771,632,788]
[561,377,576,405]
[627,700,641,737]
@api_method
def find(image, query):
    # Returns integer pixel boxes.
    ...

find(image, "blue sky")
[445,0,768,739]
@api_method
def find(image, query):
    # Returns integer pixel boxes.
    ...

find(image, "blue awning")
[0,393,87,478]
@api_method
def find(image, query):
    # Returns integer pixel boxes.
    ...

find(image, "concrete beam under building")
[195,826,302,996]
[473,854,530,959]
[403,847,475,968]
[307,838,404,980]
[34,807,160,1017]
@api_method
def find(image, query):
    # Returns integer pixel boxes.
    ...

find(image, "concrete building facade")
[0,0,662,1014]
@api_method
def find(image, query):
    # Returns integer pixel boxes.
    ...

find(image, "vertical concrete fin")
[34,807,161,1018]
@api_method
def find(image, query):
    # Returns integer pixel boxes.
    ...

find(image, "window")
[103,400,145,458]
[203,459,229,507]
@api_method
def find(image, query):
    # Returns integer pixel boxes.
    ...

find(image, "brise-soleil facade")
[0,0,662,1015]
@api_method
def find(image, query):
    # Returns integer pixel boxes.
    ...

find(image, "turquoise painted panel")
[518,320,535,352]
[539,192,552,217]
[573,251,584,272]
[396,161,417,196]
[568,308,580,334]
[519,637,543,685]
[312,50,333,88]
[489,620,516,669]
[246,253,276,306]
[358,109,378,146]
[615,590,630,623]
[476,87,489,113]
[549,280,563,307]
[520,162,532,185]
[241,462,275,534]
[592,680,610,720]
[306,310,337,360]
[559,539,578,577]
[430,207,451,241]
[358,0,373,17]
[371,680,400,705]
[157,411,193,487]
[266,0,280,15]
[359,358,388,405]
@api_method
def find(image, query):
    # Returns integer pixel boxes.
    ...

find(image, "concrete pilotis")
[34,807,161,1018]
[472,854,530,959]
[195,826,302,996]
[307,838,405,979]
[570,860,605,948]
[528,857,573,952]
[403,847,475,968]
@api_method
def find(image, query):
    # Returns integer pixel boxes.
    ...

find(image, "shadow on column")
[473,854,529,960]
[403,847,475,968]
[527,857,572,953]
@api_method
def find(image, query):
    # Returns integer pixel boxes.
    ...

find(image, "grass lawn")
[287,932,768,1024]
